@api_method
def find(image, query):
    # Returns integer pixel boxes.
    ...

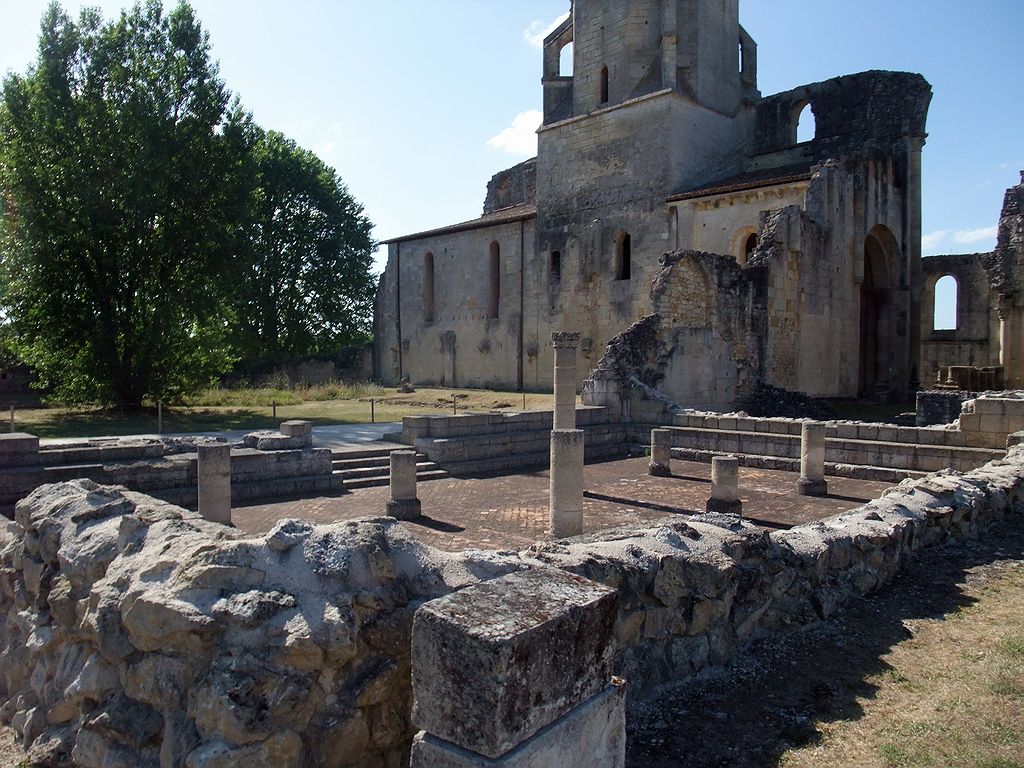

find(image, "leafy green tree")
[228,126,376,364]
[0,1,246,405]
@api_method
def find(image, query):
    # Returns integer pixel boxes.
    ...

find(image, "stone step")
[668,447,929,483]
[336,461,438,481]
[328,446,406,461]
[340,468,449,490]
[331,453,428,471]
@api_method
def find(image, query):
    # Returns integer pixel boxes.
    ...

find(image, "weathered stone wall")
[375,216,536,390]
[0,481,527,767]
[920,253,997,383]
[400,407,627,477]
[482,159,537,215]
[3,445,1023,766]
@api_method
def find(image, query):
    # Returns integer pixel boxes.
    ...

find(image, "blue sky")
[2,0,1022,296]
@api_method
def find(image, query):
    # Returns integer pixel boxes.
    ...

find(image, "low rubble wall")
[401,407,629,476]
[0,427,340,517]
[2,446,1023,766]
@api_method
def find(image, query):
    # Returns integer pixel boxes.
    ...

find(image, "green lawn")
[8,387,557,439]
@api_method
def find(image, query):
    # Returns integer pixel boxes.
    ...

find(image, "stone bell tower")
[542,0,757,126]
[534,0,757,284]
[531,0,759,396]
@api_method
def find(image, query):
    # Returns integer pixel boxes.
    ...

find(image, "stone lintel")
[411,568,617,759]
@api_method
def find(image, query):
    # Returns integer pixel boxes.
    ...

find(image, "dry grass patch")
[781,567,1024,768]
[627,519,1024,768]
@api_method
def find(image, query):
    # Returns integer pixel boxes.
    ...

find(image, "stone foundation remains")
[0,421,341,518]
[2,440,1023,765]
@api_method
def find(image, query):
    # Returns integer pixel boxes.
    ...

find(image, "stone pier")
[649,429,672,477]
[280,419,313,448]
[550,429,584,538]
[386,450,422,520]
[410,568,626,768]
[552,331,581,431]
[706,455,742,516]
[798,421,829,497]
[197,443,232,525]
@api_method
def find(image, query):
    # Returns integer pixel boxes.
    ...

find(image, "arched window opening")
[614,232,631,281]
[599,66,609,104]
[488,242,501,319]
[744,233,757,262]
[550,250,562,282]
[559,43,574,76]
[796,102,816,144]
[934,275,958,331]
[423,253,435,323]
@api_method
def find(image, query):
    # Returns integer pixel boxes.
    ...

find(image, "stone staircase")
[331,446,448,490]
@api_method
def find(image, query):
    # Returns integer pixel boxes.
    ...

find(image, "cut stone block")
[410,682,626,767]
[412,568,617,759]
[279,420,313,447]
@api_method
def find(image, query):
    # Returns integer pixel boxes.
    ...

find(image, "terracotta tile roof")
[382,204,537,245]
[668,163,814,202]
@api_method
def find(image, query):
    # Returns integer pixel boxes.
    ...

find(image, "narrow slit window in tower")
[488,242,501,319]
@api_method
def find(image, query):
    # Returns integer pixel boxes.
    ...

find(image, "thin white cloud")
[486,110,542,157]
[952,226,997,245]
[523,12,569,48]
[922,230,949,252]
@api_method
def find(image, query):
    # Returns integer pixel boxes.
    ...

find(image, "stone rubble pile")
[0,444,1022,766]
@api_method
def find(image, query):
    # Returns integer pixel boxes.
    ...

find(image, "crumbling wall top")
[483,157,537,215]
[753,70,932,157]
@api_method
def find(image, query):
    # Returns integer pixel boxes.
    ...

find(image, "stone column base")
[648,462,671,477]
[797,478,828,497]
[705,498,742,516]
[386,498,422,520]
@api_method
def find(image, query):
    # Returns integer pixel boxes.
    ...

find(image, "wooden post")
[453,394,457,415]
[8,406,13,434]
[157,401,163,435]
[272,400,277,420]
[371,398,376,423]
[523,392,527,410]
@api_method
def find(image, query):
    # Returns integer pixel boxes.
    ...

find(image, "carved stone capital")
[551,331,582,350]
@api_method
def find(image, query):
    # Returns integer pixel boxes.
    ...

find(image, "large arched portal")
[859,226,900,397]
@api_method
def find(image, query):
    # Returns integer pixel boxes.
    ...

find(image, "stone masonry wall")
[3,445,1024,766]
[920,253,997,383]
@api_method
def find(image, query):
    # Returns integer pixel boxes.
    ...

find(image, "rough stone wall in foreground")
[3,446,1024,766]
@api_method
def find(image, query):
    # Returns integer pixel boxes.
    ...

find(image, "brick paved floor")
[233,458,894,552]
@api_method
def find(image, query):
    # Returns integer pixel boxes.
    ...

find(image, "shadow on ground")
[625,515,1024,767]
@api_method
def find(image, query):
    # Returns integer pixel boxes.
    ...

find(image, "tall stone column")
[197,443,232,525]
[552,332,581,431]
[798,421,828,497]
[550,429,584,538]
[706,456,741,515]
[649,429,672,477]
[386,450,422,520]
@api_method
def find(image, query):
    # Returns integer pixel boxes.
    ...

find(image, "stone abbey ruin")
[2,1,1024,766]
